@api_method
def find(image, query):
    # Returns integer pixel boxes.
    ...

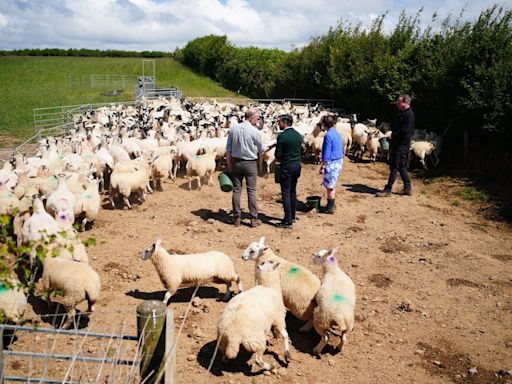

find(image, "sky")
[0,0,510,52]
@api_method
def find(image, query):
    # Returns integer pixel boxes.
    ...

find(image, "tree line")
[176,6,512,154]
[0,48,172,58]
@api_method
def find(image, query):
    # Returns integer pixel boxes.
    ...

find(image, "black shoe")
[250,218,262,228]
[276,221,293,229]
[322,199,336,214]
[375,190,391,197]
[398,188,412,196]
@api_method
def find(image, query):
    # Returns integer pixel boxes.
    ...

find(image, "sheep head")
[313,246,340,265]
[140,238,162,260]
[241,236,267,261]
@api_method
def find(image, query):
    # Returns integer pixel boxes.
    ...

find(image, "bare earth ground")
[5,159,512,383]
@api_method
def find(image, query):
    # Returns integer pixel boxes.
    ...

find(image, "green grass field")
[0,56,240,144]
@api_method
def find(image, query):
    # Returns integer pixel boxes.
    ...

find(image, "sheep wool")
[140,238,243,304]
[42,256,101,329]
[216,260,290,371]
[241,237,320,323]
[0,279,27,323]
[311,247,356,355]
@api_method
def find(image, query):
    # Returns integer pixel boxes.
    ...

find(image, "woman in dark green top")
[274,114,304,229]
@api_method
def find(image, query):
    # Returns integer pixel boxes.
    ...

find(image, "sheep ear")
[258,236,265,247]
[330,246,340,256]
[155,238,162,248]
[272,262,280,271]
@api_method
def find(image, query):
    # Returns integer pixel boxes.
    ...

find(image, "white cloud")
[0,0,508,51]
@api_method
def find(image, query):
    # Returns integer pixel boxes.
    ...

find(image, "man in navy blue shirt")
[320,115,344,214]
[376,94,415,197]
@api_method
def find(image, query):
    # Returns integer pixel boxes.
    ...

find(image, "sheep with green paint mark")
[307,246,356,355]
[241,237,320,326]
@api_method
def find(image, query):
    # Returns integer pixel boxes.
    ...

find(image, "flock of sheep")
[0,96,441,371]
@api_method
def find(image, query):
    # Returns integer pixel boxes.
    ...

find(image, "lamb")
[74,179,101,231]
[45,174,76,223]
[0,278,27,323]
[216,259,290,371]
[21,196,60,246]
[139,238,243,304]
[351,123,369,159]
[185,150,216,190]
[308,247,356,355]
[109,164,150,209]
[0,179,20,216]
[151,152,176,190]
[241,237,320,326]
[42,255,101,328]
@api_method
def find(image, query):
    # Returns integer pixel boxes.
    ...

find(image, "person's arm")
[226,133,233,172]
[322,132,332,164]
[274,135,283,163]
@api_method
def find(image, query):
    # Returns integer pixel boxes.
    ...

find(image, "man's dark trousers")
[280,162,301,223]
[385,146,411,191]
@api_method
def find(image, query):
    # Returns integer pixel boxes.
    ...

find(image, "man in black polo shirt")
[274,114,304,229]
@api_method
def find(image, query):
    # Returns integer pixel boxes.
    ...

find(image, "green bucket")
[218,172,234,192]
[379,137,389,151]
[306,196,321,211]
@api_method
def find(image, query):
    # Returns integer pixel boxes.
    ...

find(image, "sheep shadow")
[28,294,90,329]
[343,183,380,195]
[347,154,372,164]
[126,286,222,303]
[178,180,215,191]
[100,195,144,211]
[198,340,269,377]
[285,314,342,357]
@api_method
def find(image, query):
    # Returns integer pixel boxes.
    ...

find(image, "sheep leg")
[299,319,314,333]
[188,177,192,190]
[236,275,243,293]
[197,176,202,191]
[163,290,173,305]
[313,333,329,355]
[336,331,347,354]
[221,286,232,302]
[254,351,273,371]
[123,196,131,209]
[146,181,153,194]
[62,307,76,329]
[81,218,87,232]
[276,325,291,363]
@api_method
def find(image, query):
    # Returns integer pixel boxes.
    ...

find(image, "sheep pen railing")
[0,302,176,384]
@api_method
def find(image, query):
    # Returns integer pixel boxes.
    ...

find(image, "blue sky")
[0,0,509,51]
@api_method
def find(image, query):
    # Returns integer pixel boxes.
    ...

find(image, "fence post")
[137,300,170,383]
[0,325,4,383]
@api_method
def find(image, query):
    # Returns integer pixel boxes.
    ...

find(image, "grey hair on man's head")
[399,94,412,104]
[245,107,259,120]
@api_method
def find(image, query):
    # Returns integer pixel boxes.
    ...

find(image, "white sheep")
[185,150,216,190]
[216,259,290,371]
[151,152,176,190]
[42,255,101,328]
[109,165,150,209]
[351,123,369,159]
[309,247,356,355]
[45,174,76,223]
[0,278,27,323]
[140,238,243,304]
[21,196,60,246]
[74,179,101,231]
[0,179,20,216]
[241,237,320,327]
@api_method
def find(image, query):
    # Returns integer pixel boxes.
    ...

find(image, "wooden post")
[164,309,175,384]
[0,326,4,383]
[137,300,168,383]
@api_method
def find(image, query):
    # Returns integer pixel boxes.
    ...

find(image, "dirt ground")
[5,158,512,383]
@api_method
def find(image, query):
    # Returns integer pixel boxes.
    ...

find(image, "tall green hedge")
[177,6,512,151]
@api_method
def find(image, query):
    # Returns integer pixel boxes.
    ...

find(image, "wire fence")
[1,282,207,383]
